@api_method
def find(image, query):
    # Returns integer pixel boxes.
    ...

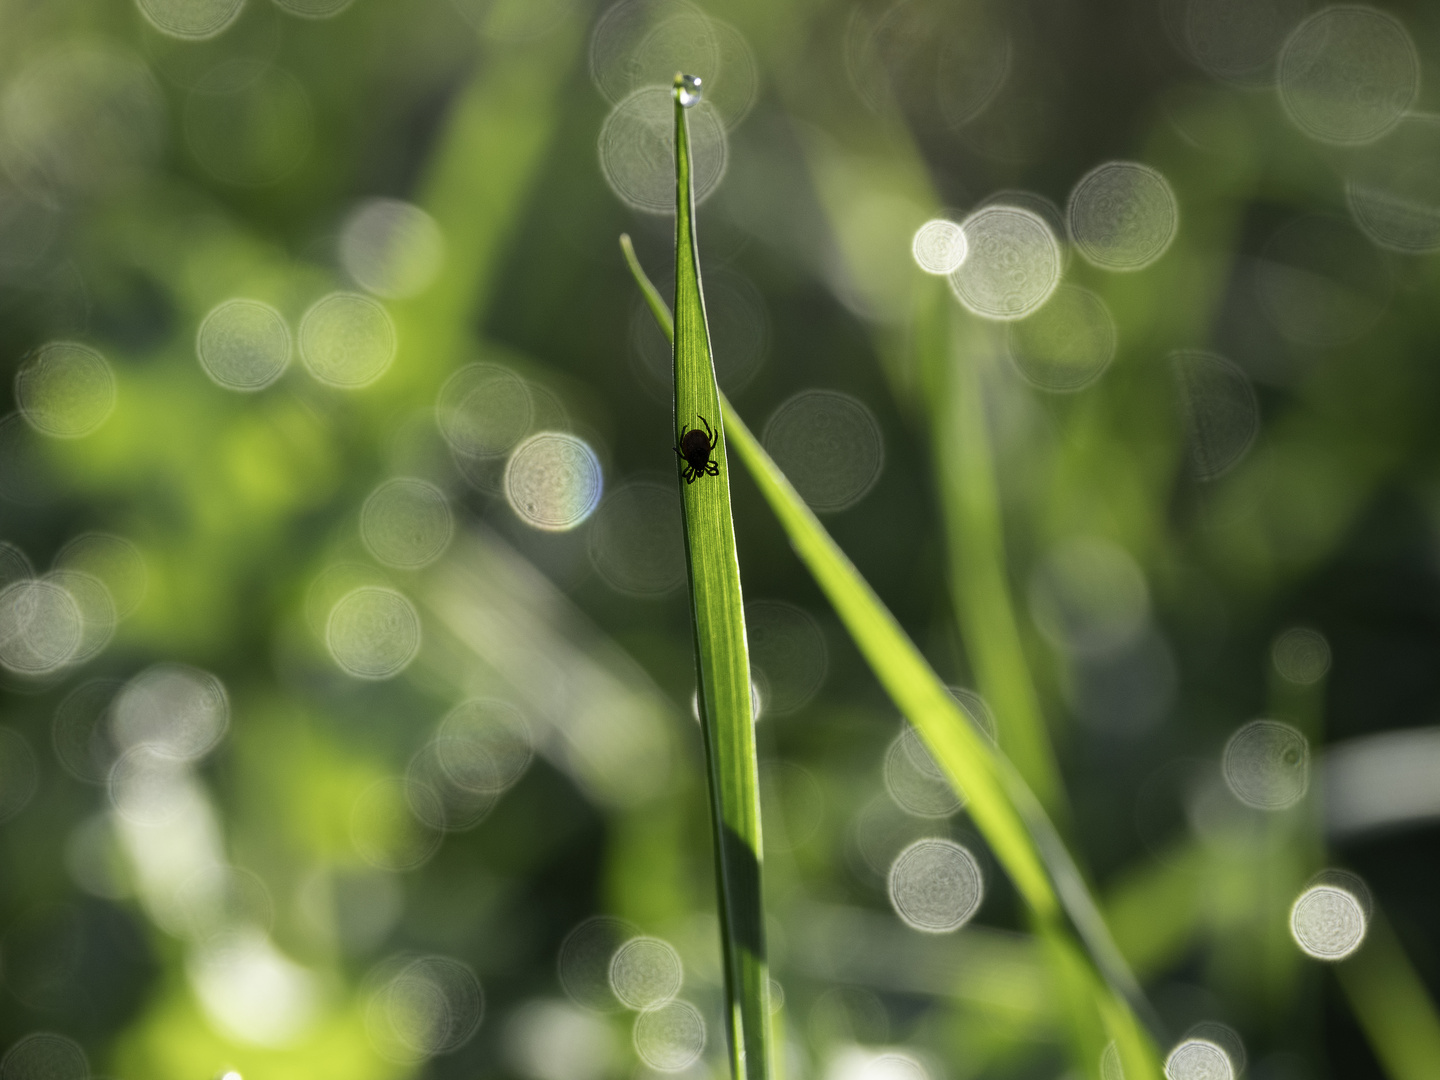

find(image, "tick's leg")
[673,446,684,461]
[697,415,713,442]
[706,460,719,475]
[684,468,697,485]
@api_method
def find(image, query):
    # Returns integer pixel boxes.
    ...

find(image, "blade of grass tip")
[620,238,1159,1079]
[669,74,771,1080]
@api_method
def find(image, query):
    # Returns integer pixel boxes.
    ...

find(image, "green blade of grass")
[621,234,1160,1080]
[668,76,771,1080]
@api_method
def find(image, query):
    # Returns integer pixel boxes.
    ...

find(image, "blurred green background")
[1,0,1439,1077]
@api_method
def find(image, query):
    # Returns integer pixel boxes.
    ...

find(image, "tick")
[675,415,720,484]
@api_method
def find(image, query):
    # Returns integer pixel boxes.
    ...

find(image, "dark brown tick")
[674,415,720,484]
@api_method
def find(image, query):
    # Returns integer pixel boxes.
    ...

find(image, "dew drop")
[676,73,702,107]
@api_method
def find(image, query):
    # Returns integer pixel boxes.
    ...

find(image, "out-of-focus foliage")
[1,0,1439,1079]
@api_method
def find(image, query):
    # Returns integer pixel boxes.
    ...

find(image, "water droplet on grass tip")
[1163,1038,1233,1080]
[15,342,116,438]
[360,478,454,569]
[762,390,884,513]
[947,205,1061,320]
[340,198,444,300]
[0,1033,88,1080]
[1005,285,1116,392]
[1272,627,1330,684]
[911,219,967,275]
[504,432,603,532]
[1279,6,1418,145]
[326,586,421,679]
[197,299,292,391]
[887,838,983,933]
[300,292,396,389]
[136,0,245,40]
[1290,884,1367,960]
[676,74,702,107]
[0,727,38,824]
[609,936,683,1009]
[1067,161,1178,272]
[634,999,705,1071]
[588,480,686,596]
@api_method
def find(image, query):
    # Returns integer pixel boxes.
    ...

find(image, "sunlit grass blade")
[621,235,1160,1080]
[668,75,771,1080]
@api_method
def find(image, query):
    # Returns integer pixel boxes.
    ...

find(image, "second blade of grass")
[669,78,771,1080]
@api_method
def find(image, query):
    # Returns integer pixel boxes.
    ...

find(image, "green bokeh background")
[1,0,1438,1077]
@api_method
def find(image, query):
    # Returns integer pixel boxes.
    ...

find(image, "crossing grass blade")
[666,76,771,1080]
[620,236,1162,1080]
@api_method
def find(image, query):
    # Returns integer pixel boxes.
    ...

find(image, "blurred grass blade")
[916,283,1066,815]
[621,236,1159,1079]
[668,76,771,1080]
[1338,907,1440,1080]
